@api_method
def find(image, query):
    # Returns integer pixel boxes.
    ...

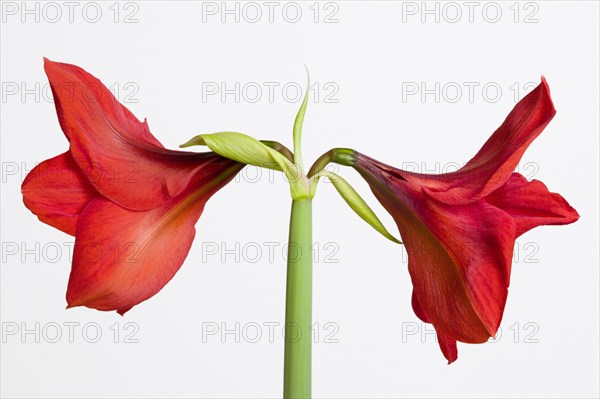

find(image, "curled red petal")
[67,160,242,313]
[43,58,226,211]
[22,152,96,236]
[404,78,556,205]
[486,173,579,237]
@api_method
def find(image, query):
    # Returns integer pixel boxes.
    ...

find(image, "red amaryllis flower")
[350,78,579,363]
[22,59,242,314]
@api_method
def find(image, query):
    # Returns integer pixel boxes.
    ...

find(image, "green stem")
[307,148,356,178]
[283,199,313,398]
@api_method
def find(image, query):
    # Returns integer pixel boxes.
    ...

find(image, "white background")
[1,1,598,398]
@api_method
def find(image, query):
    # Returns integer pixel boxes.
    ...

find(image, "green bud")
[292,67,310,170]
[310,171,401,244]
[181,132,311,200]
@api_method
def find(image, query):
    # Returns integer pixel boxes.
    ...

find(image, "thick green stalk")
[283,199,313,398]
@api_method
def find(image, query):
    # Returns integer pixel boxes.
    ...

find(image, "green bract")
[292,67,310,170]
[310,170,401,244]
[181,131,311,200]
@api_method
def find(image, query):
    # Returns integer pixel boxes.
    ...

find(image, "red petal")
[22,152,96,236]
[44,58,227,211]
[405,195,515,343]
[356,158,515,345]
[413,291,459,364]
[67,161,241,313]
[411,290,431,323]
[486,173,579,237]
[411,78,556,204]
[437,332,458,365]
